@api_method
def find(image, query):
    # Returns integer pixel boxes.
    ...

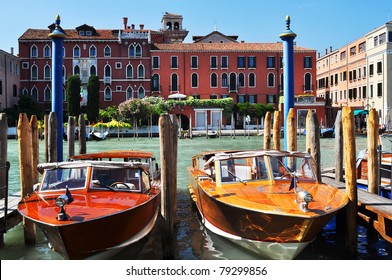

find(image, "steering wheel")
[109,182,133,190]
[279,172,291,179]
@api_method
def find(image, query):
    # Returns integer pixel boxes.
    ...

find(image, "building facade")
[316,21,392,130]
[0,48,20,111]
[17,13,318,130]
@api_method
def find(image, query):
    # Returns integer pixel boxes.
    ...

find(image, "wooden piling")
[0,113,7,200]
[30,115,39,185]
[67,116,75,158]
[159,114,178,259]
[334,110,343,182]
[287,108,297,152]
[48,112,58,163]
[44,114,49,162]
[263,112,272,149]
[18,113,36,244]
[342,106,357,256]
[273,110,281,150]
[305,109,312,154]
[78,115,86,155]
[306,111,321,182]
[367,108,379,194]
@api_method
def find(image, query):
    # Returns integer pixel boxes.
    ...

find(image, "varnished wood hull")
[18,191,160,259]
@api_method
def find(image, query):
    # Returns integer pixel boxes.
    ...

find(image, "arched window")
[126,64,133,79]
[174,22,180,30]
[268,73,275,87]
[104,65,111,77]
[31,45,38,58]
[238,73,245,87]
[126,86,133,99]
[90,65,97,76]
[280,73,284,91]
[304,73,312,91]
[210,73,218,88]
[171,74,178,91]
[229,73,237,91]
[44,45,51,58]
[104,87,112,101]
[129,45,135,57]
[73,45,80,57]
[249,73,256,87]
[138,87,145,98]
[221,73,228,87]
[137,64,145,78]
[104,46,111,57]
[166,22,172,30]
[44,86,51,101]
[31,87,38,102]
[135,45,142,57]
[44,65,51,80]
[152,74,160,91]
[191,73,198,88]
[74,65,80,75]
[31,65,38,80]
[89,45,96,57]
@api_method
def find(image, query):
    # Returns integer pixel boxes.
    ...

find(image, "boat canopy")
[354,109,368,116]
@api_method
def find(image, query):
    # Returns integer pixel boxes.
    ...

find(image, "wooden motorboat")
[187,150,348,260]
[89,129,109,140]
[17,151,161,259]
[356,149,392,199]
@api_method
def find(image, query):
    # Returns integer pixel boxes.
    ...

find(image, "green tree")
[66,75,81,117]
[86,75,100,123]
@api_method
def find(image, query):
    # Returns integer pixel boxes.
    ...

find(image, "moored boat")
[187,149,348,259]
[17,150,161,259]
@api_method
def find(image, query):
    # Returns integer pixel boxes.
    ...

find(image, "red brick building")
[18,13,320,130]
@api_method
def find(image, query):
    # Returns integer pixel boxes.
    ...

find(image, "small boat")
[356,148,392,199]
[187,149,348,260]
[89,129,109,140]
[17,150,161,259]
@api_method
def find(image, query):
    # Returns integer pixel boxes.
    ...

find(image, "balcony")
[104,77,112,84]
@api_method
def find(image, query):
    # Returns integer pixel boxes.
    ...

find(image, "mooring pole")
[280,16,297,151]
[49,15,65,162]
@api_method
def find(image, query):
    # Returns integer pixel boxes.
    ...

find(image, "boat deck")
[0,192,22,239]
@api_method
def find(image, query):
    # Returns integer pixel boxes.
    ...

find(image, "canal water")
[1,134,392,260]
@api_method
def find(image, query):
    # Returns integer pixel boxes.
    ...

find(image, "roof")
[193,31,238,43]
[18,28,118,41]
[153,42,314,52]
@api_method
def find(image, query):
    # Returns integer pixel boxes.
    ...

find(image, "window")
[31,45,38,58]
[89,45,96,57]
[129,45,135,57]
[238,73,245,87]
[379,33,386,44]
[138,87,145,98]
[304,73,311,91]
[22,62,29,69]
[171,56,178,69]
[115,62,122,69]
[378,82,383,97]
[126,87,133,99]
[191,73,198,88]
[267,94,276,104]
[44,87,51,101]
[44,65,51,80]
[359,42,366,53]
[210,56,217,69]
[104,65,111,78]
[126,65,133,79]
[237,95,246,103]
[221,73,228,88]
[104,46,111,57]
[31,87,38,102]
[73,46,80,58]
[229,73,237,91]
[137,64,145,78]
[374,36,379,47]
[350,46,356,56]
[248,56,256,68]
[31,65,38,80]
[237,56,245,68]
[211,73,218,87]
[90,65,96,76]
[248,95,257,103]
[221,56,228,69]
[304,57,312,68]
[191,56,198,69]
[104,87,112,101]
[369,64,374,76]
[74,65,80,75]
[267,73,275,87]
[135,45,142,57]
[152,74,160,91]
[267,56,275,68]
[152,57,160,69]
[13,84,17,97]
[340,51,346,60]
[249,73,255,87]
[44,45,51,58]
[171,74,178,91]
[280,57,283,68]
[377,61,382,74]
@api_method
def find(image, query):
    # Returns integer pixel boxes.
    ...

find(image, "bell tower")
[161,12,188,43]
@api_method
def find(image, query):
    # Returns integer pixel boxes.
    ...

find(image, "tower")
[161,12,188,43]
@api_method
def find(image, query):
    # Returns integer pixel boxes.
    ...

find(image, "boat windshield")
[40,167,88,191]
[270,155,316,181]
[91,166,143,192]
[220,156,269,182]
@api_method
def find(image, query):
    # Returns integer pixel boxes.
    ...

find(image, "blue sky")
[1,0,392,55]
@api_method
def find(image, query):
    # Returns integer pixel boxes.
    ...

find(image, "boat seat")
[235,166,252,180]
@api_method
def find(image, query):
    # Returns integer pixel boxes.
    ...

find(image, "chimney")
[131,24,135,30]
[10,47,14,55]
[123,17,128,31]
[330,46,333,52]
[325,48,328,55]
[140,24,144,30]
[318,52,320,58]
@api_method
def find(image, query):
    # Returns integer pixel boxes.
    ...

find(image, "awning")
[168,93,186,99]
[354,109,368,116]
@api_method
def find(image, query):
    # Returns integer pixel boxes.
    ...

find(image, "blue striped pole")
[279,16,297,151]
[49,15,65,161]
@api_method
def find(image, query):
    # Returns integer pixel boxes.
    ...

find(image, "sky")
[1,0,392,56]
